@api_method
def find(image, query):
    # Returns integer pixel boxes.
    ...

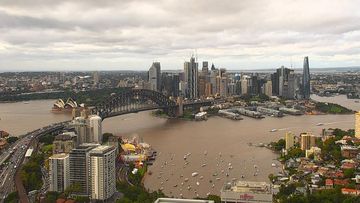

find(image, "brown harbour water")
[0,95,358,197]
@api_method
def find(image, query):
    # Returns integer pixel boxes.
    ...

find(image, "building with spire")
[184,56,198,99]
[302,56,311,99]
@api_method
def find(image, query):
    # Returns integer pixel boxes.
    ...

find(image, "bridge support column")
[176,97,184,117]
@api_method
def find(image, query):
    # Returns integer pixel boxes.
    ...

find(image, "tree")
[6,136,18,144]
[102,132,114,143]
[64,182,82,198]
[74,196,90,203]
[344,168,355,179]
[270,139,286,151]
[4,192,19,203]
[39,134,55,145]
[207,195,221,203]
[43,191,60,203]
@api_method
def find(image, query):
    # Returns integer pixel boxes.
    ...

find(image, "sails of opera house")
[52,98,85,113]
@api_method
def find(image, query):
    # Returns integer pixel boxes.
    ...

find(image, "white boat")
[192,172,199,177]
[270,129,277,132]
[316,123,324,126]
[196,181,200,186]
[216,177,221,180]
[272,163,277,167]
[201,163,207,167]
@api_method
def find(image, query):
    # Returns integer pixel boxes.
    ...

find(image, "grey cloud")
[0,0,360,70]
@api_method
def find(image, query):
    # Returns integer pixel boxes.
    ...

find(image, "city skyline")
[0,0,360,71]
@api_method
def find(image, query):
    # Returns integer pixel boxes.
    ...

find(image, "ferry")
[270,129,278,132]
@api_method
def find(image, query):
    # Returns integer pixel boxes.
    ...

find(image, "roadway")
[0,121,68,202]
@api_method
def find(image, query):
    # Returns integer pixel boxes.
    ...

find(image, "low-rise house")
[341,145,360,159]
[325,179,334,189]
[341,188,360,196]
[334,179,349,186]
[341,162,357,170]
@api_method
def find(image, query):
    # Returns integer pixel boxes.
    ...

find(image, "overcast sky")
[0,0,360,71]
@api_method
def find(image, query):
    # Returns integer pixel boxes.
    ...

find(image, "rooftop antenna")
[290,57,293,69]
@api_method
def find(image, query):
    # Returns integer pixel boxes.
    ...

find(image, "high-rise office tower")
[285,132,295,150]
[220,76,228,97]
[264,81,272,97]
[89,146,116,201]
[69,144,98,196]
[210,70,218,95]
[300,133,316,150]
[356,112,360,139]
[198,74,206,97]
[184,57,198,99]
[205,83,212,97]
[241,76,249,95]
[93,71,100,84]
[148,62,161,91]
[89,115,102,144]
[271,72,279,96]
[302,56,311,99]
[202,61,209,75]
[287,71,296,99]
[72,116,88,145]
[49,153,70,193]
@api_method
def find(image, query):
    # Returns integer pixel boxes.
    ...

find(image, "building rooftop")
[50,153,69,159]
[90,145,115,154]
[155,198,214,203]
[54,132,77,141]
[25,148,34,158]
[221,180,272,194]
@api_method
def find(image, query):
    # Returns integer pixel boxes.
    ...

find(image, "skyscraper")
[72,116,88,145]
[219,76,228,97]
[184,57,198,99]
[356,112,360,139]
[148,62,161,91]
[89,146,116,201]
[300,133,316,150]
[49,153,70,193]
[89,115,102,144]
[69,144,98,196]
[264,81,272,97]
[302,56,311,99]
[285,132,295,150]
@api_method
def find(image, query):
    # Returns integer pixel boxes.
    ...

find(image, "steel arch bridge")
[91,89,178,119]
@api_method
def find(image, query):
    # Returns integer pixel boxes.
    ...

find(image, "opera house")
[52,98,81,112]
